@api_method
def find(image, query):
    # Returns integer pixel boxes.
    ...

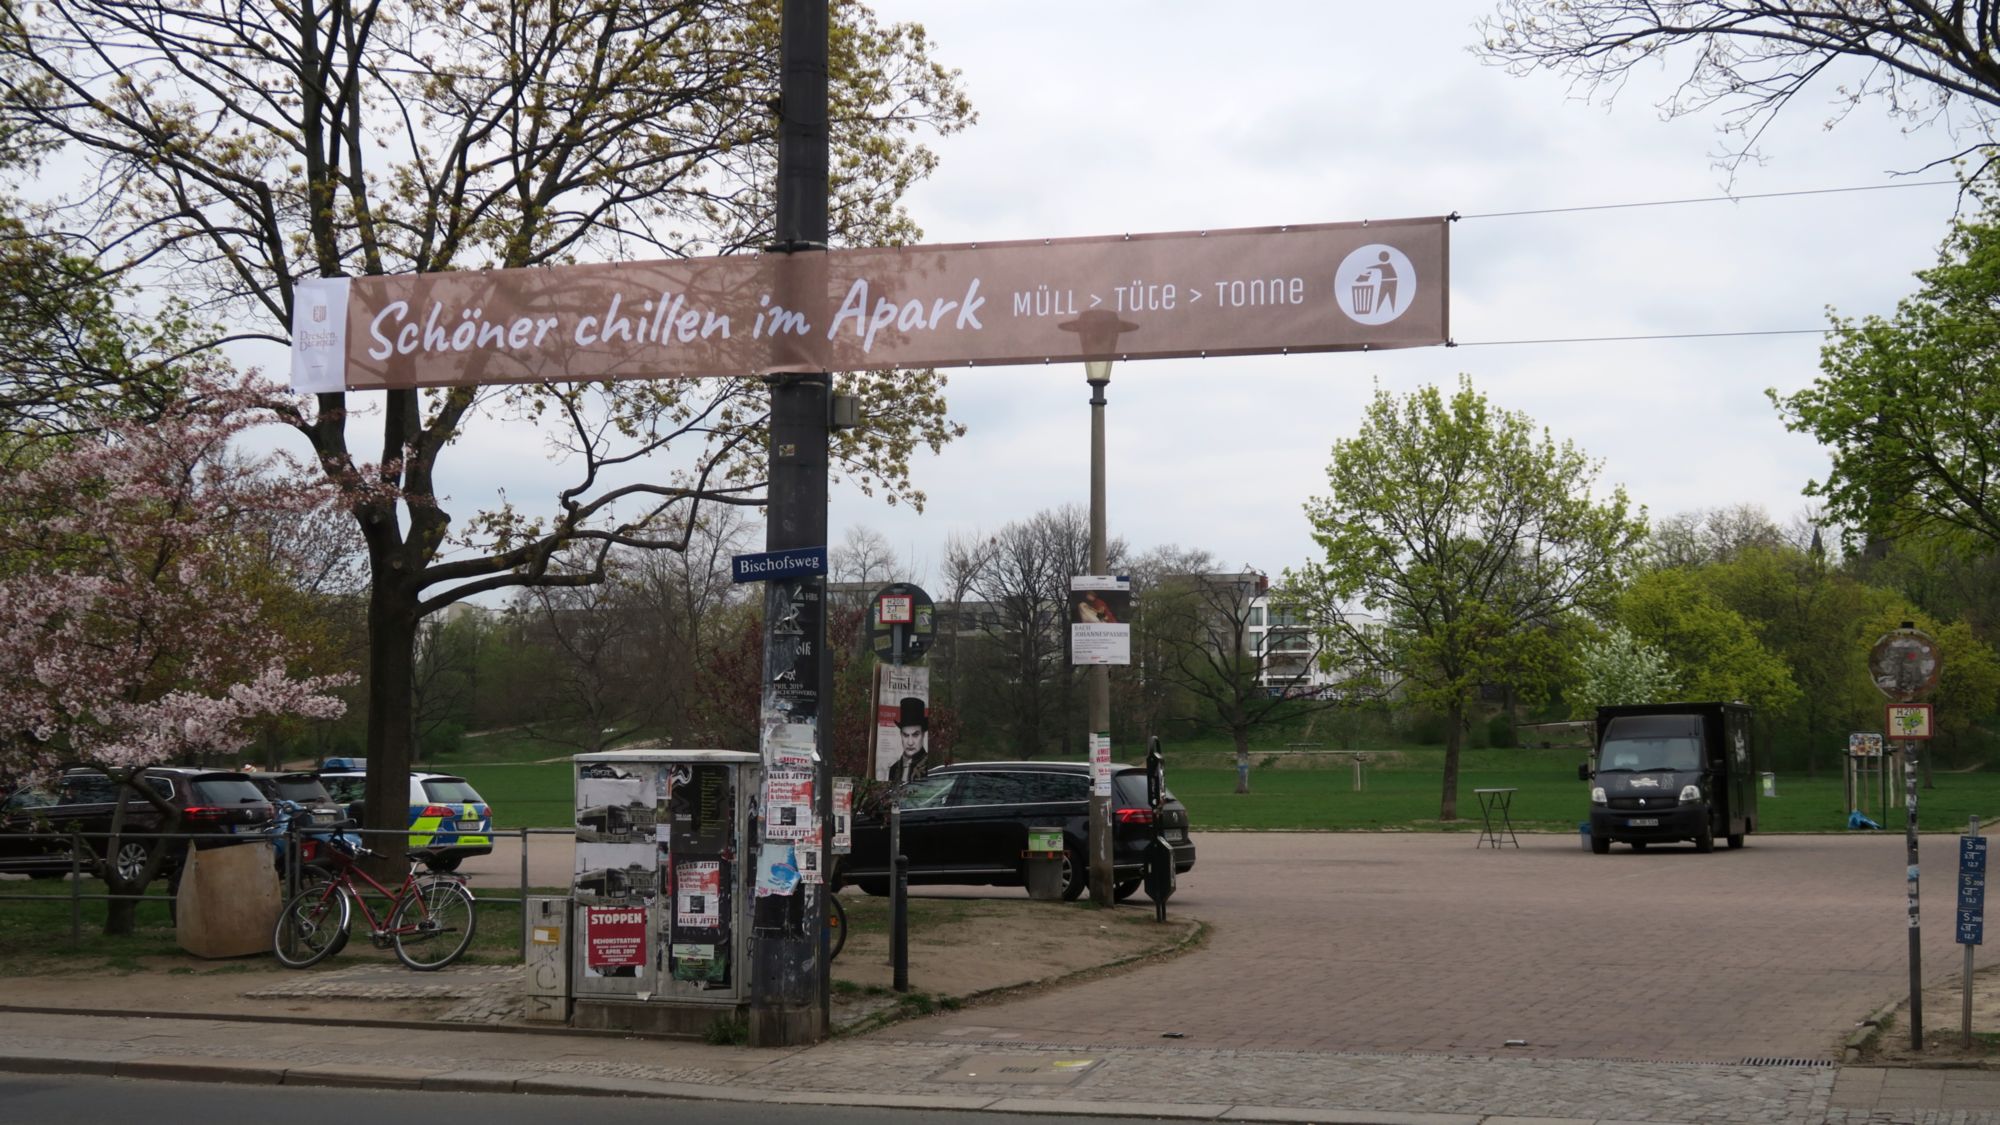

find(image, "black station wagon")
[843,760,1195,902]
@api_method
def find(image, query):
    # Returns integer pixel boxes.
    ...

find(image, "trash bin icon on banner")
[1351,274,1378,315]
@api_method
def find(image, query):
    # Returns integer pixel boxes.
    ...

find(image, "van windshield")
[1599,715,1704,772]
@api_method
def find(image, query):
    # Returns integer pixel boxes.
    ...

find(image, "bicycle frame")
[319,849,470,945]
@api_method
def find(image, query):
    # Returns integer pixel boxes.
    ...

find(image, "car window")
[322,775,366,803]
[143,776,173,800]
[1018,772,1086,803]
[952,772,1037,806]
[273,777,333,803]
[422,778,485,804]
[189,777,269,806]
[1113,773,1175,806]
[896,775,955,810]
[3,788,54,813]
[58,774,117,804]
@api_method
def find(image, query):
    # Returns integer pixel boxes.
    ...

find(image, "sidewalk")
[2,1005,1997,1124]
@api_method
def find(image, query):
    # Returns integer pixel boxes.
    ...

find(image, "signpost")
[1869,622,1944,1051]
[1959,822,1986,1048]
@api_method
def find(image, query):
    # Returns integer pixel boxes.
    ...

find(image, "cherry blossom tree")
[0,363,350,932]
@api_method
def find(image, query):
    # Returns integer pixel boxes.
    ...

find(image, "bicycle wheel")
[390,878,476,971]
[273,882,351,969]
[825,892,848,962]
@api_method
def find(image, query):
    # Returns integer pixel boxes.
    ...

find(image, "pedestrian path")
[1,1009,1995,1123]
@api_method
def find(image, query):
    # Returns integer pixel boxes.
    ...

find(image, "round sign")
[868,583,934,663]
[1868,626,1942,702]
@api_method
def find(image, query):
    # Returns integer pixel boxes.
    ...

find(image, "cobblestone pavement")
[245,963,523,1024]
[894,831,1977,1063]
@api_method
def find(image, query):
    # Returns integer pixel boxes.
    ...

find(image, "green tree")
[1615,567,1800,716]
[1293,377,1647,820]
[0,2,973,850]
[1569,624,1679,717]
[1773,200,2000,552]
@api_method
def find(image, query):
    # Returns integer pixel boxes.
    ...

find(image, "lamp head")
[1084,358,1113,385]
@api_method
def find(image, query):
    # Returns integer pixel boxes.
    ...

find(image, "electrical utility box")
[568,748,760,1036]
[521,895,570,1023]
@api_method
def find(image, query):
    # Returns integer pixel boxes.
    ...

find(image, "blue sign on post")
[1958,835,1986,946]
[730,546,827,584]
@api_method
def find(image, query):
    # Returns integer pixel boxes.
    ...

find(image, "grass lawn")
[446,745,2000,835]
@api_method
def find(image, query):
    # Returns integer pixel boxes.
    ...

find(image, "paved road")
[464,829,1960,1064]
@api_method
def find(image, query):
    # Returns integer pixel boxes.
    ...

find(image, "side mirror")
[1576,763,1591,782]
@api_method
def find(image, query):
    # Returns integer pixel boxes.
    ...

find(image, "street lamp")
[1061,312,1133,906]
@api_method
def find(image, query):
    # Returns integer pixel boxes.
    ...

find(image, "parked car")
[842,761,1196,902]
[0,767,274,883]
[245,771,353,878]
[318,767,493,872]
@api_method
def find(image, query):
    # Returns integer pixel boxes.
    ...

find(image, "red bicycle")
[272,839,476,971]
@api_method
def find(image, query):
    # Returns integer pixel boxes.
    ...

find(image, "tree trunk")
[1234,729,1251,794]
[1439,700,1463,821]
[365,576,420,881]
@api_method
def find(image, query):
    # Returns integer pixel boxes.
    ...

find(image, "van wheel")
[1726,832,1745,849]
[1695,818,1715,853]
[1630,841,1647,852]
[856,879,889,897]
[1590,835,1610,855]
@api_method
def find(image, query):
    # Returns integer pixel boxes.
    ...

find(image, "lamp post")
[1062,310,1134,907]
[1084,355,1114,905]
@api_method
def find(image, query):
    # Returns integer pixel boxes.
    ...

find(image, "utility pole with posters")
[750,0,831,1049]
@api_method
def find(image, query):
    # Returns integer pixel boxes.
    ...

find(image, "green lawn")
[448,747,2000,835]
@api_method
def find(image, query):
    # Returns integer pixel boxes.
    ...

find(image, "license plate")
[1628,817,1659,827]
[1164,828,1185,841]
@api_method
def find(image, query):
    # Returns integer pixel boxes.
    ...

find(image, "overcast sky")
[383,1,1977,596]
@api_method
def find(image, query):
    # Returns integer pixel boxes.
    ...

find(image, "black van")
[1582,702,1758,854]
[843,760,1196,901]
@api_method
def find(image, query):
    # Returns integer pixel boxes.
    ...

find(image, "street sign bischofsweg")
[730,546,827,584]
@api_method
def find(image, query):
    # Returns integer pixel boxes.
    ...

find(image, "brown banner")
[290,217,1448,391]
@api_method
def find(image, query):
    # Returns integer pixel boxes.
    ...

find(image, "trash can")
[1761,772,1777,798]
[1024,827,1065,901]
[1578,822,1592,852]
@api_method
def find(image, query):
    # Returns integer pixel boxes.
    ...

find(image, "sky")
[296,1,1980,597]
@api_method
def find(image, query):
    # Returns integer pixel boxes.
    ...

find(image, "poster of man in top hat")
[874,664,930,785]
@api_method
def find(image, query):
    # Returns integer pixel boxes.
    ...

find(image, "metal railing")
[0,822,577,958]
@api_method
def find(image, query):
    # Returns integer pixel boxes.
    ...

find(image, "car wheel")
[1629,841,1647,852]
[1726,832,1745,849]
[108,841,149,884]
[1589,834,1611,855]
[1113,880,1140,902]
[423,854,462,874]
[1059,848,1086,901]
[856,879,889,897]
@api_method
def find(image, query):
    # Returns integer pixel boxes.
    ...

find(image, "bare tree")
[514,556,655,755]
[1647,504,1788,569]
[963,505,1122,758]
[1476,2,2000,174]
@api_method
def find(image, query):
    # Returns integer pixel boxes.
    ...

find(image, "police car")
[318,758,493,872]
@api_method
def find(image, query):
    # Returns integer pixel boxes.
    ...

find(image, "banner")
[292,217,1450,391]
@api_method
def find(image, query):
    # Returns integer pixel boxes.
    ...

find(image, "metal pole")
[750,0,830,1049]
[519,827,530,961]
[1086,374,1113,906]
[1906,739,1923,1050]
[68,831,81,945]
[889,635,908,992]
